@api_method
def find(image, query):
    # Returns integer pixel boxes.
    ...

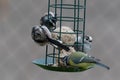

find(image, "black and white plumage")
[31,25,51,46]
[31,25,70,51]
[40,12,57,30]
[73,35,93,53]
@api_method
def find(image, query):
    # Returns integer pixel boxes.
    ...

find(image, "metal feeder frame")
[33,0,92,72]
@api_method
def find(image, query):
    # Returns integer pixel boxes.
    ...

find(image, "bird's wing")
[41,25,52,38]
[79,56,99,63]
[79,56,110,70]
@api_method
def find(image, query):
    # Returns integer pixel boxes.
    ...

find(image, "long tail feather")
[47,36,70,51]
[96,62,110,70]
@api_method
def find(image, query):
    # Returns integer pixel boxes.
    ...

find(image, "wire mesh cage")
[33,0,89,72]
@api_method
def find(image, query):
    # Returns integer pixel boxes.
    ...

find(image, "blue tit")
[40,12,57,30]
[31,25,70,51]
[73,35,92,53]
[62,51,110,70]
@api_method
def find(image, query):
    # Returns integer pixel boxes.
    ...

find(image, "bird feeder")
[32,0,91,72]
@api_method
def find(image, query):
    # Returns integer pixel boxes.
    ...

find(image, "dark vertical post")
[52,0,57,65]
[45,45,48,65]
[73,0,77,31]
[45,0,51,65]
[76,0,80,49]
[59,0,63,39]
[52,47,56,64]
[57,0,63,65]
[82,0,86,52]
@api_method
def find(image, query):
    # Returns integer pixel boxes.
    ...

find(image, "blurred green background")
[0,0,120,80]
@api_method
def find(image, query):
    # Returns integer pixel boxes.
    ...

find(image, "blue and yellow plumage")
[62,51,110,70]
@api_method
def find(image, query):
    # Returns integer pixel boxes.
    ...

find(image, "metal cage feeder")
[32,0,93,72]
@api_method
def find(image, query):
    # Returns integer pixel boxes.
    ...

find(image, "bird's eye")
[86,36,89,40]
[35,30,42,36]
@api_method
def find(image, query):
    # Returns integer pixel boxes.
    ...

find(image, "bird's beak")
[89,40,92,42]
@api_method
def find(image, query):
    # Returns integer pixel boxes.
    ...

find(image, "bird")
[40,12,57,30]
[61,51,110,70]
[31,25,70,51]
[31,25,51,46]
[73,35,92,53]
